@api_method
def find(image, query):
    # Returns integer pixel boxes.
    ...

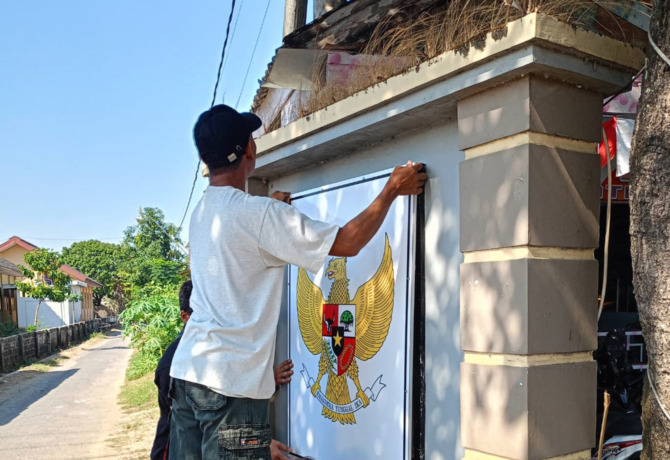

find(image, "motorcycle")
[592,329,644,459]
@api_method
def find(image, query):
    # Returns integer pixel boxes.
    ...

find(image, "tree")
[340,310,354,332]
[118,207,187,299]
[14,249,81,327]
[123,207,184,262]
[629,1,670,456]
[61,240,120,306]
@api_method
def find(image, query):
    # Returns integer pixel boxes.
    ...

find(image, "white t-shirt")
[170,186,338,399]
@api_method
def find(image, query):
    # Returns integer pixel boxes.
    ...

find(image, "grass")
[25,358,62,373]
[119,371,156,409]
[108,351,159,459]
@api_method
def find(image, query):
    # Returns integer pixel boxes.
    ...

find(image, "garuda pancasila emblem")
[297,233,394,424]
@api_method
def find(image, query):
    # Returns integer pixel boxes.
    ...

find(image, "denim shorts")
[168,378,271,460]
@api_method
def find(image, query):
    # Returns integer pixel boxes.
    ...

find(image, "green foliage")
[340,310,354,325]
[126,352,160,381]
[120,291,182,374]
[118,207,187,301]
[0,320,19,337]
[61,240,120,306]
[123,207,184,262]
[121,354,157,403]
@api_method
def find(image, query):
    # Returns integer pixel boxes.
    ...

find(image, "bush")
[120,291,182,378]
[0,321,19,337]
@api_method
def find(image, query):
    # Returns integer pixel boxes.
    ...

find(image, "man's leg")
[169,378,206,460]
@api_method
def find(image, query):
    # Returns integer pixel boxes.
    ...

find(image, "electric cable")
[603,66,645,107]
[177,0,238,234]
[597,126,612,322]
[234,0,271,108]
[222,0,245,74]
[647,368,670,423]
[648,27,670,68]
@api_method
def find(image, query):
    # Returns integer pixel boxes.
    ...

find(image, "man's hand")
[270,439,292,460]
[274,359,294,386]
[270,191,291,204]
[329,161,426,257]
[387,161,426,197]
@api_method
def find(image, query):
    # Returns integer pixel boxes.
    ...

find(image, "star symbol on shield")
[333,330,343,347]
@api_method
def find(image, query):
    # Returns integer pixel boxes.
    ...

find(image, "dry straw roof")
[253,0,650,127]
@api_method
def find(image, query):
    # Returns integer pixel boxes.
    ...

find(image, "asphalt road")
[0,331,132,459]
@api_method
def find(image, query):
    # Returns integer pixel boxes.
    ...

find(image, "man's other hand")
[388,161,426,196]
[270,439,292,460]
[274,359,294,386]
[270,191,291,204]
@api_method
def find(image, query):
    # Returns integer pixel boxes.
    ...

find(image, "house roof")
[60,264,103,289]
[251,0,444,111]
[252,0,649,117]
[0,235,39,253]
[0,235,103,288]
[0,257,22,278]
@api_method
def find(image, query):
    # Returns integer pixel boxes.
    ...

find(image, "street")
[0,331,132,459]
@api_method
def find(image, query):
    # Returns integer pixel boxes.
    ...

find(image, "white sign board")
[287,171,416,460]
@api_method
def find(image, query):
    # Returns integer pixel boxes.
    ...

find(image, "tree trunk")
[629,1,670,457]
[33,299,42,327]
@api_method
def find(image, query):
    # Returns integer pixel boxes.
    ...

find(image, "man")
[169,104,425,459]
[152,280,294,460]
[151,280,194,460]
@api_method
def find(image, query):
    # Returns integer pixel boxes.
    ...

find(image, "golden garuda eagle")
[297,233,394,424]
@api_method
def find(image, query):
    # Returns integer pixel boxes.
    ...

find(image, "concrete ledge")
[464,351,593,367]
[461,361,596,459]
[464,132,596,160]
[464,247,593,263]
[459,144,600,251]
[460,258,598,354]
[464,448,592,460]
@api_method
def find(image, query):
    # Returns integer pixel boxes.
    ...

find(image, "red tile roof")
[0,236,39,253]
[60,264,103,289]
[0,236,103,288]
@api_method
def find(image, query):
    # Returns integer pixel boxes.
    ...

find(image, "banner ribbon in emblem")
[300,363,386,414]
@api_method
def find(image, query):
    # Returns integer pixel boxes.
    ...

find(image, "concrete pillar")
[284,0,307,37]
[247,177,269,197]
[458,75,601,459]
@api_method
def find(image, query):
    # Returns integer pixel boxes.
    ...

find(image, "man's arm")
[329,161,426,257]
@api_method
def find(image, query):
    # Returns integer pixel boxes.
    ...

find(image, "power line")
[18,236,123,242]
[210,0,238,109]
[221,0,245,77]
[177,0,238,234]
[235,0,271,108]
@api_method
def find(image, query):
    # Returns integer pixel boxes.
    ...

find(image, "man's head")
[179,280,193,324]
[193,104,262,176]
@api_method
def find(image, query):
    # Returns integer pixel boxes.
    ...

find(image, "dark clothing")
[150,334,182,460]
[168,378,271,460]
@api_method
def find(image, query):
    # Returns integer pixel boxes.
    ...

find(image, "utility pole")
[284,0,307,37]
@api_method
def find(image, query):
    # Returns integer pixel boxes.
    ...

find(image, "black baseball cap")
[193,104,262,169]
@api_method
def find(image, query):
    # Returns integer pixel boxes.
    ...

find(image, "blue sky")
[0,1,313,251]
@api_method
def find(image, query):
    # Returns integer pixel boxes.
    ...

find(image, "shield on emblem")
[322,304,356,376]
